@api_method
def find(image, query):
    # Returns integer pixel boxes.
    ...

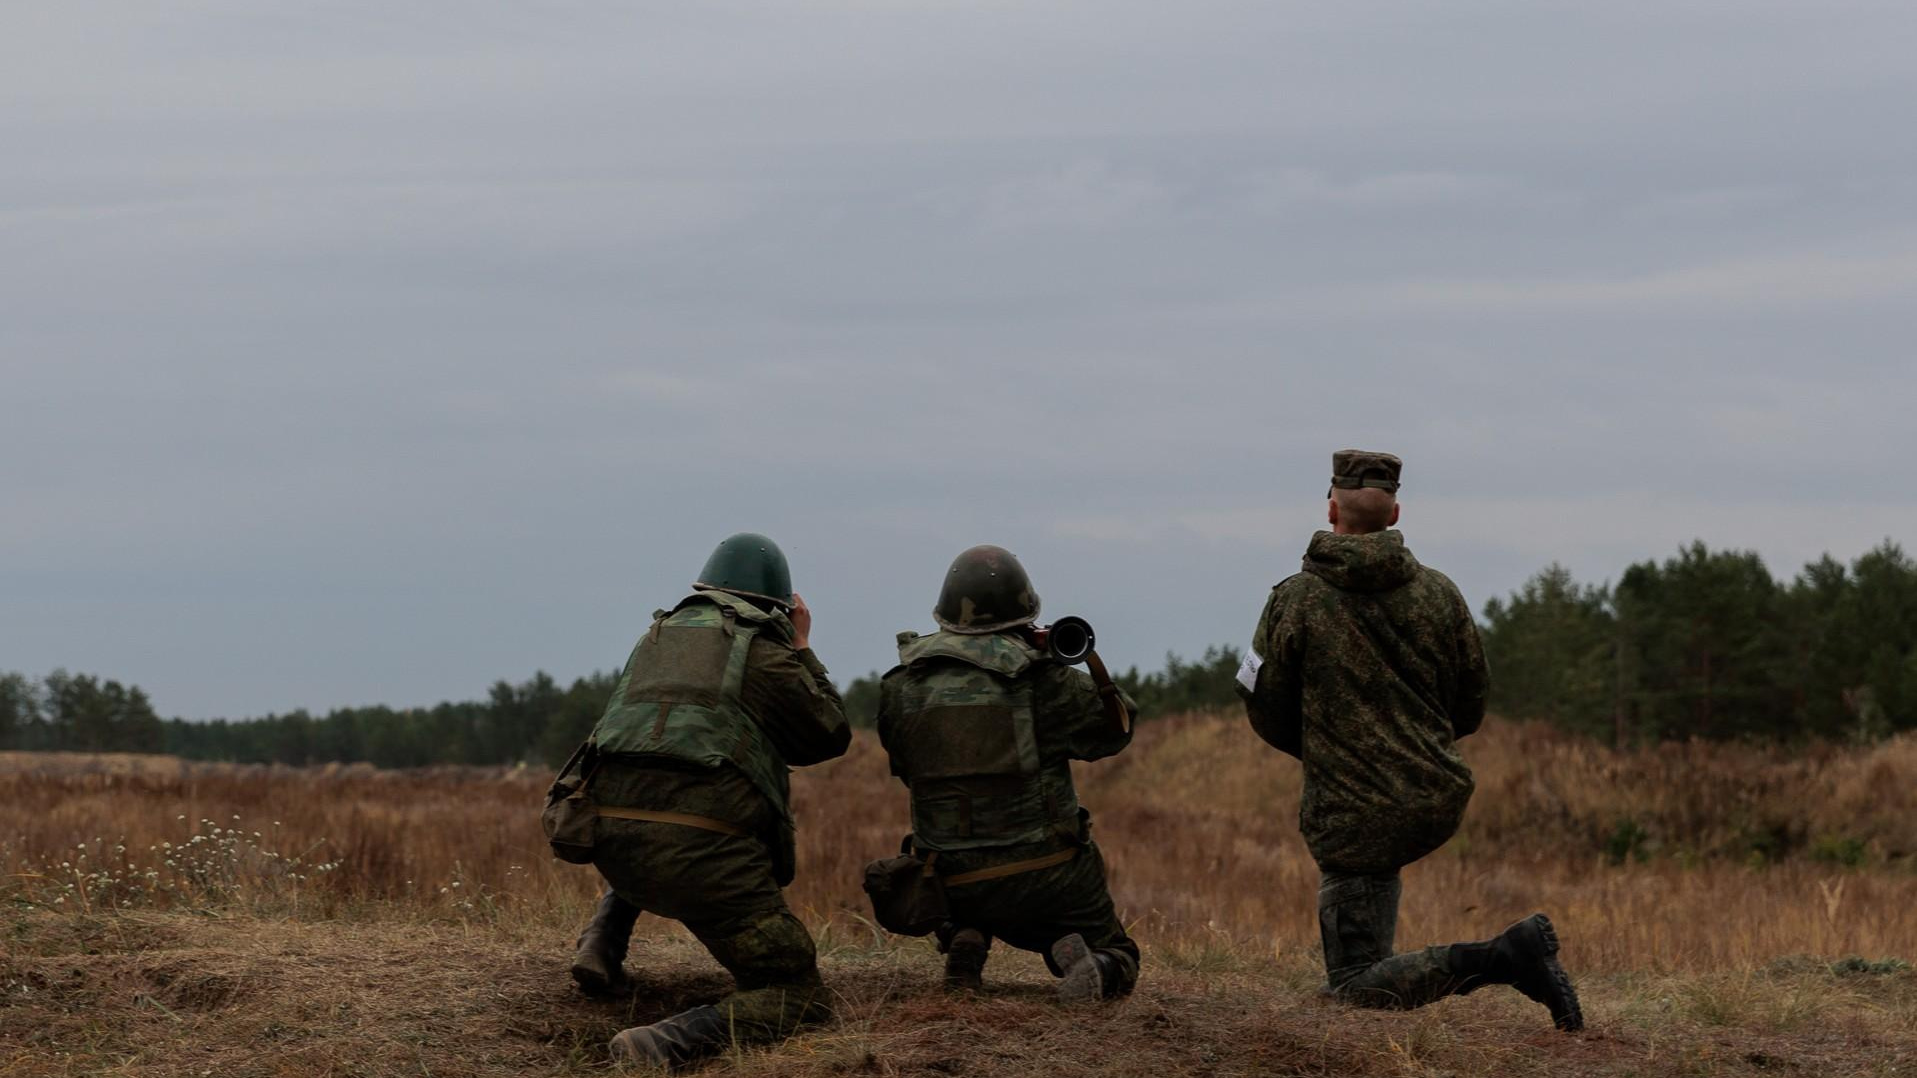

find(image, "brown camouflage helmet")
[933,545,1041,634]
[1328,449,1402,498]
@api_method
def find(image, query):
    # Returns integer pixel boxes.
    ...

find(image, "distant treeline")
[0,670,618,769]
[0,648,1245,770]
[6,539,1910,766]
[1480,540,1917,746]
[836,647,1246,732]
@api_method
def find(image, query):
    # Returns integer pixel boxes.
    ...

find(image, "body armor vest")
[888,631,1081,851]
[591,590,794,835]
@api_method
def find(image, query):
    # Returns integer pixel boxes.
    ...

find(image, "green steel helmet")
[694,532,793,609]
[933,544,1041,634]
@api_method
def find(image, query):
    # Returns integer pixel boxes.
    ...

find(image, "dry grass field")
[5,715,1916,1076]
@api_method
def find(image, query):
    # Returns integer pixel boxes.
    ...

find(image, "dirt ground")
[5,908,1914,1078]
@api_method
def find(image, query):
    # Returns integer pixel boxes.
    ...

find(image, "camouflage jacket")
[590,589,850,876]
[1241,530,1489,874]
[876,630,1136,852]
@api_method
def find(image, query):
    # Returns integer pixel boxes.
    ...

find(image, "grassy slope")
[9,717,1917,1076]
[5,909,1914,1078]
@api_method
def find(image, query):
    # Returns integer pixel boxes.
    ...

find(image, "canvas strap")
[942,846,1078,887]
[1083,651,1133,734]
[717,610,757,698]
[594,806,750,838]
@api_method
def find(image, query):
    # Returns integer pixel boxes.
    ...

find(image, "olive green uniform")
[1243,528,1490,1007]
[587,588,850,1045]
[876,629,1141,993]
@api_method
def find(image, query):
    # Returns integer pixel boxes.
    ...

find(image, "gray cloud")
[5,1,1915,717]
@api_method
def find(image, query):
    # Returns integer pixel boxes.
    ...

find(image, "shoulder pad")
[898,630,1038,678]
[679,588,778,624]
[896,630,921,647]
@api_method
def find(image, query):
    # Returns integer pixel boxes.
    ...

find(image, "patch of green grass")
[1810,835,1872,868]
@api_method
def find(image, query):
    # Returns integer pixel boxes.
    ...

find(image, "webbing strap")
[718,617,757,701]
[1084,650,1133,734]
[594,806,750,838]
[1012,678,1042,775]
[942,846,1077,887]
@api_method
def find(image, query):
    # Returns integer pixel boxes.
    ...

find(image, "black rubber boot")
[943,928,989,994]
[571,890,640,997]
[1051,933,1104,1005]
[1091,952,1131,1000]
[609,1004,731,1071]
[1449,914,1584,1031]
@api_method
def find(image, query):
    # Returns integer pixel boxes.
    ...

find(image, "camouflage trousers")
[591,816,829,1045]
[932,838,1140,995]
[1318,869,1462,1009]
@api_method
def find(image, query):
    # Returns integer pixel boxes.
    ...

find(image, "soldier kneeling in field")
[546,533,851,1069]
[869,545,1141,1002]
[1239,451,1583,1031]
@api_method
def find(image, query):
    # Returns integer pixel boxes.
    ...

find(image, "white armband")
[1235,646,1264,693]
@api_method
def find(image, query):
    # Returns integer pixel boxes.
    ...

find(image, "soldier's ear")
[1389,502,1401,527]
[1327,499,1340,528]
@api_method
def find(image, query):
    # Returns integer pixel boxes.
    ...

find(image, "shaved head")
[1330,488,1399,535]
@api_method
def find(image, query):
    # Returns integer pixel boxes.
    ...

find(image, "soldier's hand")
[789,593,812,650]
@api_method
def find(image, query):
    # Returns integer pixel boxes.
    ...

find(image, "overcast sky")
[6,2,1915,719]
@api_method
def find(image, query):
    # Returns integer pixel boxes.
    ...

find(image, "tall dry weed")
[4,715,1914,973]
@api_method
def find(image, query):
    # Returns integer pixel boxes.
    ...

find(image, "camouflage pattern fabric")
[933,544,1042,634]
[877,630,1135,850]
[591,588,849,883]
[1318,869,1458,1008]
[880,630,1069,850]
[879,631,1136,786]
[589,769,829,1044]
[877,628,1139,989]
[932,835,1140,995]
[1329,449,1403,493]
[1241,529,1489,875]
[578,594,848,1049]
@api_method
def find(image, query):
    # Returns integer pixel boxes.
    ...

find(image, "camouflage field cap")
[693,532,793,609]
[933,544,1042,634]
[1328,449,1402,497]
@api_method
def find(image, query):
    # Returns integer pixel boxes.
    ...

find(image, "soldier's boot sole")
[944,928,988,995]
[1503,915,1584,1032]
[1052,934,1104,1005]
